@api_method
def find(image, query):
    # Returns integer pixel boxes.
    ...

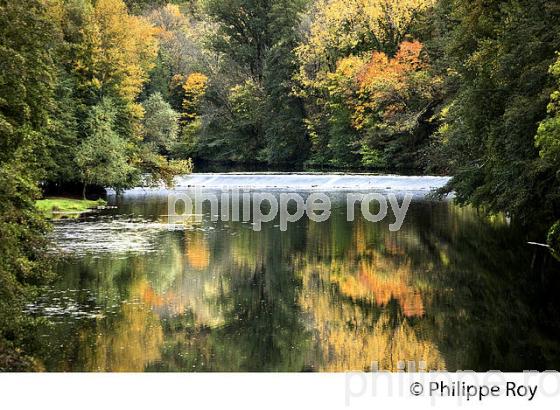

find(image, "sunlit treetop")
[294,0,433,94]
[74,0,159,103]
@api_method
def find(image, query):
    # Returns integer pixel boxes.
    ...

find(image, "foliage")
[124,0,168,14]
[294,0,437,168]
[4,0,560,369]
[195,0,309,164]
[0,0,57,370]
[295,0,433,86]
[433,0,560,229]
[142,92,180,152]
[182,72,208,122]
[76,98,136,195]
[144,3,211,104]
[139,150,193,186]
[75,0,159,103]
[356,41,442,169]
[47,0,190,192]
[2,0,194,370]
[538,54,560,255]
[203,0,274,81]
[548,220,560,259]
[536,54,560,168]
[203,79,268,162]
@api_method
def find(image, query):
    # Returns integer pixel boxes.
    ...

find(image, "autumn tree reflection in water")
[34,195,560,371]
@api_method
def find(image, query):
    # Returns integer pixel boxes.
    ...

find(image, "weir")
[107,173,452,196]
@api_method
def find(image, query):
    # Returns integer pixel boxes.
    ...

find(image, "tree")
[536,53,560,252]
[0,0,58,369]
[76,98,135,198]
[182,72,208,122]
[433,0,560,230]
[124,0,168,14]
[293,0,434,168]
[0,0,195,371]
[144,4,211,103]
[74,0,158,105]
[356,40,442,169]
[198,0,308,164]
[536,54,560,168]
[203,0,274,82]
[57,0,190,191]
[320,55,366,167]
[262,1,310,165]
[294,0,434,93]
[142,92,180,153]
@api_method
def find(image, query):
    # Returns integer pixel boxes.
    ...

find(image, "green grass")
[36,197,107,218]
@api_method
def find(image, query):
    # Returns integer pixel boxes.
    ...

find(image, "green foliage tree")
[76,99,135,197]
[536,54,560,253]
[197,0,309,165]
[536,54,560,171]
[432,0,560,229]
[203,79,267,162]
[0,0,58,370]
[142,92,180,153]
[261,3,310,165]
[203,0,272,82]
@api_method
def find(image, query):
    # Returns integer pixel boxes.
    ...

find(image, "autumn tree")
[47,0,192,192]
[294,0,434,168]
[356,40,442,168]
[182,72,209,122]
[75,0,158,104]
[295,0,434,93]
[145,4,211,103]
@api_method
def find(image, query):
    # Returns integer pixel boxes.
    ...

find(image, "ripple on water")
[48,217,181,256]
[25,288,108,321]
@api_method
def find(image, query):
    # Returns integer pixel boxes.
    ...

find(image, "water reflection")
[30,191,560,372]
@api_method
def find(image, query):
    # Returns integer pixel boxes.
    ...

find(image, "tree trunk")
[82,183,87,200]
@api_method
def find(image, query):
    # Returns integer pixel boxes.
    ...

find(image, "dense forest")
[1,0,560,369]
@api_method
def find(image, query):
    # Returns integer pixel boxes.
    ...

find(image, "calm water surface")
[30,178,560,372]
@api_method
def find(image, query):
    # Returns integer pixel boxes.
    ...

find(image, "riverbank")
[36,197,107,219]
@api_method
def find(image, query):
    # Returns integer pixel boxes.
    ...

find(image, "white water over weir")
[108,173,452,196]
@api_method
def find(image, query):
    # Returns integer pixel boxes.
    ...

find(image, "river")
[28,173,560,371]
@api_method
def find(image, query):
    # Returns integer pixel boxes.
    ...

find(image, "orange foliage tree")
[353,40,442,167]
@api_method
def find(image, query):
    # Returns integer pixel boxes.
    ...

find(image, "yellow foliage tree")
[75,0,159,103]
[182,72,209,122]
[295,0,433,95]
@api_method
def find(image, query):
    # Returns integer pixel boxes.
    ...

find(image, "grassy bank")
[36,197,107,218]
